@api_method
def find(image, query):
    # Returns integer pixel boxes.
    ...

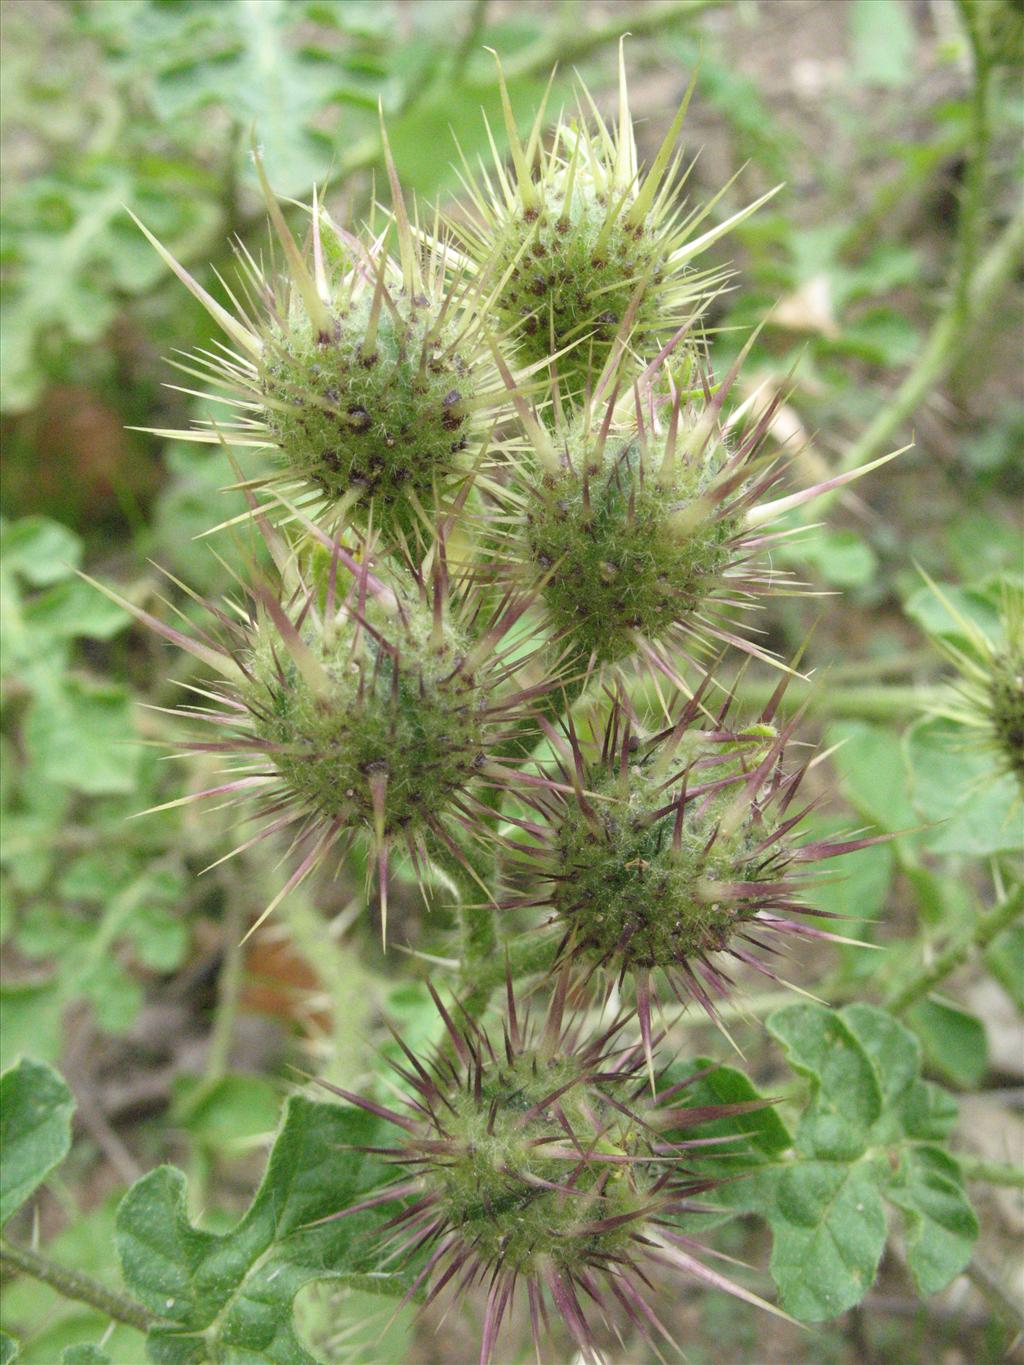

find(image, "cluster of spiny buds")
[119,47,897,1362]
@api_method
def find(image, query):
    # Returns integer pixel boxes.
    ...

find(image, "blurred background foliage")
[1,1,1022,1362]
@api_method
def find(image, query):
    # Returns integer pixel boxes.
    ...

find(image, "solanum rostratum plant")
[4,46,1012,1365]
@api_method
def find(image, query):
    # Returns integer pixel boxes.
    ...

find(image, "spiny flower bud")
[90,516,562,939]
[450,49,777,394]
[507,679,886,1062]
[322,975,784,1364]
[132,140,504,543]
[924,575,1024,795]
[491,330,899,677]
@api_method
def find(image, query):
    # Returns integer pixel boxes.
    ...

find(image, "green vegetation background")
[1,2,1021,1363]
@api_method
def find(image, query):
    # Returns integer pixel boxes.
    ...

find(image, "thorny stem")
[834,0,1021,489]
[0,1241,157,1334]
[956,1155,1024,1190]
[887,887,1024,1015]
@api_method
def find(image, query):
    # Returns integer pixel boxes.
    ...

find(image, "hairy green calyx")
[525,423,735,664]
[429,1049,647,1273]
[261,293,474,530]
[245,598,486,835]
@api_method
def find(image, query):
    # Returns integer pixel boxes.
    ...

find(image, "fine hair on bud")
[320,974,785,1364]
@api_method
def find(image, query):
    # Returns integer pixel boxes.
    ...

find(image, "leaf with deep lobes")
[116,1095,408,1364]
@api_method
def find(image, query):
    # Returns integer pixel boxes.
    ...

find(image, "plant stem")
[0,1241,157,1334]
[833,6,1021,491]
[205,881,246,1084]
[450,0,490,82]
[888,887,1024,1015]
[957,1155,1024,1190]
[735,681,942,724]
[501,0,721,81]
[966,1256,1024,1333]
[238,0,718,233]
[637,673,943,725]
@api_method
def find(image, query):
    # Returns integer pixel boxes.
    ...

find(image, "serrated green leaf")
[768,1156,889,1320]
[775,527,877,589]
[23,579,130,642]
[0,1057,75,1225]
[0,982,63,1071]
[116,1096,407,1364]
[686,1057,792,1155]
[826,721,917,833]
[751,1005,974,1320]
[904,579,1006,653]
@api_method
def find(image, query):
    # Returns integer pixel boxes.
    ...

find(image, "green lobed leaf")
[826,720,917,833]
[23,678,141,796]
[774,527,877,589]
[686,1057,792,1156]
[887,1147,979,1295]
[740,1004,975,1321]
[0,519,82,587]
[907,999,988,1089]
[768,1156,889,1321]
[766,1005,880,1160]
[60,1348,113,1365]
[1,1333,18,1364]
[985,922,1024,1011]
[905,716,1023,855]
[0,1057,75,1225]
[116,1096,408,1364]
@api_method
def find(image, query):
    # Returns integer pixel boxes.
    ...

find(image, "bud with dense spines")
[489,329,902,679]
[130,147,510,545]
[447,49,778,396]
[87,518,565,938]
[321,976,786,1364]
[922,575,1024,795]
[504,678,887,1059]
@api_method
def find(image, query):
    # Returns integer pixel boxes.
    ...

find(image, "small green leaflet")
[115,1095,408,1365]
[720,1004,977,1321]
[0,1057,75,1226]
